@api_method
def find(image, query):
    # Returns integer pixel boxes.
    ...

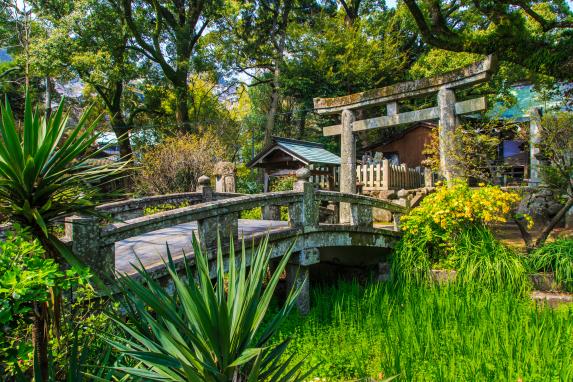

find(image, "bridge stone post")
[197,175,213,202]
[289,168,319,230]
[65,215,113,280]
[350,203,373,228]
[393,189,411,230]
[286,168,321,315]
[287,248,319,315]
[196,175,238,253]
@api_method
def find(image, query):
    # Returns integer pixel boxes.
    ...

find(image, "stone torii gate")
[313,56,496,222]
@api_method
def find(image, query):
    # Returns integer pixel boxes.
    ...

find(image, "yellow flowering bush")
[401,182,520,237]
[393,182,521,284]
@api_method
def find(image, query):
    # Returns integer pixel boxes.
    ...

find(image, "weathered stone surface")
[517,187,565,226]
[530,272,563,292]
[438,87,459,182]
[197,212,239,253]
[291,248,320,266]
[65,215,113,279]
[323,97,486,136]
[289,181,318,229]
[286,264,310,315]
[373,208,393,222]
[214,161,236,193]
[314,55,495,114]
[339,109,356,224]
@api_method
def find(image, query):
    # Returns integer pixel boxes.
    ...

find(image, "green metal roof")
[247,137,340,167]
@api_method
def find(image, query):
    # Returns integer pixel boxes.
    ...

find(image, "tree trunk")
[516,196,573,252]
[296,109,307,139]
[44,76,52,119]
[264,68,280,147]
[110,116,133,161]
[174,81,193,133]
[32,301,49,381]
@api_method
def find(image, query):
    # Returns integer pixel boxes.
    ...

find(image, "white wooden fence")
[310,161,426,191]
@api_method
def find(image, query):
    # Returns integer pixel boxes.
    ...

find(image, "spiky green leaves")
[105,235,312,381]
[0,91,127,237]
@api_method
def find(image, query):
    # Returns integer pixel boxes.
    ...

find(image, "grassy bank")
[276,281,573,381]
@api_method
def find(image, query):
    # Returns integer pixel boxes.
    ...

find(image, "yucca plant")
[105,235,312,381]
[0,91,127,380]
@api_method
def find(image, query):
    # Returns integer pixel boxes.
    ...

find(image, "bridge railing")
[63,171,408,281]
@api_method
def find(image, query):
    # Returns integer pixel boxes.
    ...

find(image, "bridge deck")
[115,219,289,275]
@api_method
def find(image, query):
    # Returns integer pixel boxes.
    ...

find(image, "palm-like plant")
[106,236,312,381]
[0,92,127,380]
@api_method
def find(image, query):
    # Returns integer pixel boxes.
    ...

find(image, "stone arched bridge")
[63,171,409,312]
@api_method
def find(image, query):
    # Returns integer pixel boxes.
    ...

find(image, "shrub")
[0,226,101,378]
[0,228,56,375]
[270,176,296,192]
[105,236,310,381]
[529,238,573,292]
[137,132,225,194]
[392,182,521,286]
[236,163,263,194]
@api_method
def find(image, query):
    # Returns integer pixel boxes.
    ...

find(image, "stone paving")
[115,219,289,274]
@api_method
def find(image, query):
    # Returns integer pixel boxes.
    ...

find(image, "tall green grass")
[454,227,530,295]
[392,225,530,294]
[529,238,573,292]
[277,281,573,381]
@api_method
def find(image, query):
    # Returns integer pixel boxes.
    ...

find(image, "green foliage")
[240,207,262,220]
[0,225,99,378]
[277,281,573,381]
[538,112,573,198]
[270,176,296,192]
[236,164,263,195]
[105,236,311,381]
[143,201,191,216]
[529,238,573,292]
[0,227,56,374]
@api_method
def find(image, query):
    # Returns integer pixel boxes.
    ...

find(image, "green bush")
[0,227,57,375]
[143,201,191,215]
[529,238,573,291]
[236,164,263,194]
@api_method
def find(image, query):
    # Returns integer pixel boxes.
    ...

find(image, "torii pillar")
[340,109,356,223]
[438,87,459,182]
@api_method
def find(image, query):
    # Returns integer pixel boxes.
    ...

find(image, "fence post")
[289,168,318,230]
[65,215,112,280]
[382,160,390,190]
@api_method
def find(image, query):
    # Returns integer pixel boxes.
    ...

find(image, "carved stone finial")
[296,167,311,181]
[198,175,211,186]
